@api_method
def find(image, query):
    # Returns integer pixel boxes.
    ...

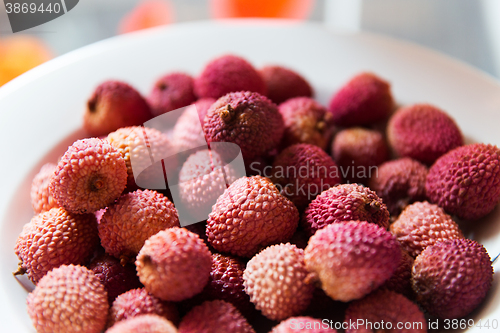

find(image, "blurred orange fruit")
[119,0,174,34]
[0,36,52,86]
[210,0,315,19]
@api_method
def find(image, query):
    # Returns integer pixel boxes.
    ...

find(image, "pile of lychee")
[15,54,499,333]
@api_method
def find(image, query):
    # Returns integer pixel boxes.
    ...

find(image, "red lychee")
[259,65,313,104]
[148,72,197,116]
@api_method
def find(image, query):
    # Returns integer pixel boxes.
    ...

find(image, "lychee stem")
[366,200,381,213]
[13,263,26,276]
[220,104,235,123]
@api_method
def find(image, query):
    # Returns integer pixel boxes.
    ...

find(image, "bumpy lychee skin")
[412,239,493,319]
[83,80,152,137]
[332,127,389,184]
[390,201,463,257]
[387,104,463,164]
[30,163,58,214]
[136,228,212,301]
[15,207,99,284]
[49,138,128,214]
[204,91,284,161]
[278,97,334,150]
[172,98,216,152]
[369,158,428,216]
[260,65,313,104]
[106,314,178,333]
[195,54,266,99]
[27,264,108,333]
[108,288,178,327]
[302,184,390,236]
[327,72,394,127]
[244,243,314,321]
[426,143,500,220]
[98,189,179,261]
[179,149,240,221]
[206,176,299,257]
[148,72,196,116]
[304,222,401,302]
[179,300,255,333]
[107,126,177,191]
[88,253,143,303]
[344,289,426,333]
[271,317,337,333]
[272,144,342,211]
[381,248,414,298]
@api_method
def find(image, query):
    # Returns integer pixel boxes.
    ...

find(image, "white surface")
[1,19,500,332]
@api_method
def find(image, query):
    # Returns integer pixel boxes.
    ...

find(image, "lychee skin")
[27,265,108,333]
[108,288,178,327]
[106,314,178,333]
[304,221,401,302]
[369,158,428,216]
[136,228,212,302]
[412,239,493,319]
[243,243,314,321]
[425,143,500,220]
[332,127,389,184]
[272,144,342,211]
[179,300,255,333]
[195,54,266,99]
[98,189,179,261]
[88,253,143,304]
[15,207,99,284]
[278,97,334,151]
[206,176,299,258]
[204,91,284,161]
[302,184,390,236]
[30,163,58,214]
[344,289,426,333]
[387,104,463,164]
[148,72,196,116]
[327,72,394,127]
[381,248,415,298]
[271,317,337,333]
[83,80,152,137]
[260,65,313,104]
[390,201,463,258]
[49,138,128,214]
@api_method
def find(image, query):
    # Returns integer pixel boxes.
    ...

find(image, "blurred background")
[2,0,500,86]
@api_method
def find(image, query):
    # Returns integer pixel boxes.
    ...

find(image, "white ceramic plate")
[1,20,500,332]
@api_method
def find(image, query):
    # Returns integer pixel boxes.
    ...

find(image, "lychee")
[425,143,500,220]
[204,91,284,161]
[327,72,394,127]
[271,317,337,333]
[136,227,212,301]
[344,289,426,333]
[243,243,314,321]
[206,176,299,257]
[387,104,463,164]
[302,184,390,236]
[271,144,341,211]
[194,54,266,99]
[390,201,463,257]
[98,189,179,261]
[148,72,196,116]
[304,221,401,302]
[259,65,313,104]
[14,207,99,284]
[412,239,493,319]
[332,127,389,184]
[381,248,414,298]
[49,138,128,214]
[369,158,428,216]
[88,253,143,303]
[108,288,178,327]
[106,314,178,333]
[83,80,152,137]
[278,97,334,150]
[27,264,108,333]
[179,300,255,333]
[30,163,58,214]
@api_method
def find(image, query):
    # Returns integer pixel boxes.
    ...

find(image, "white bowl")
[1,20,499,332]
